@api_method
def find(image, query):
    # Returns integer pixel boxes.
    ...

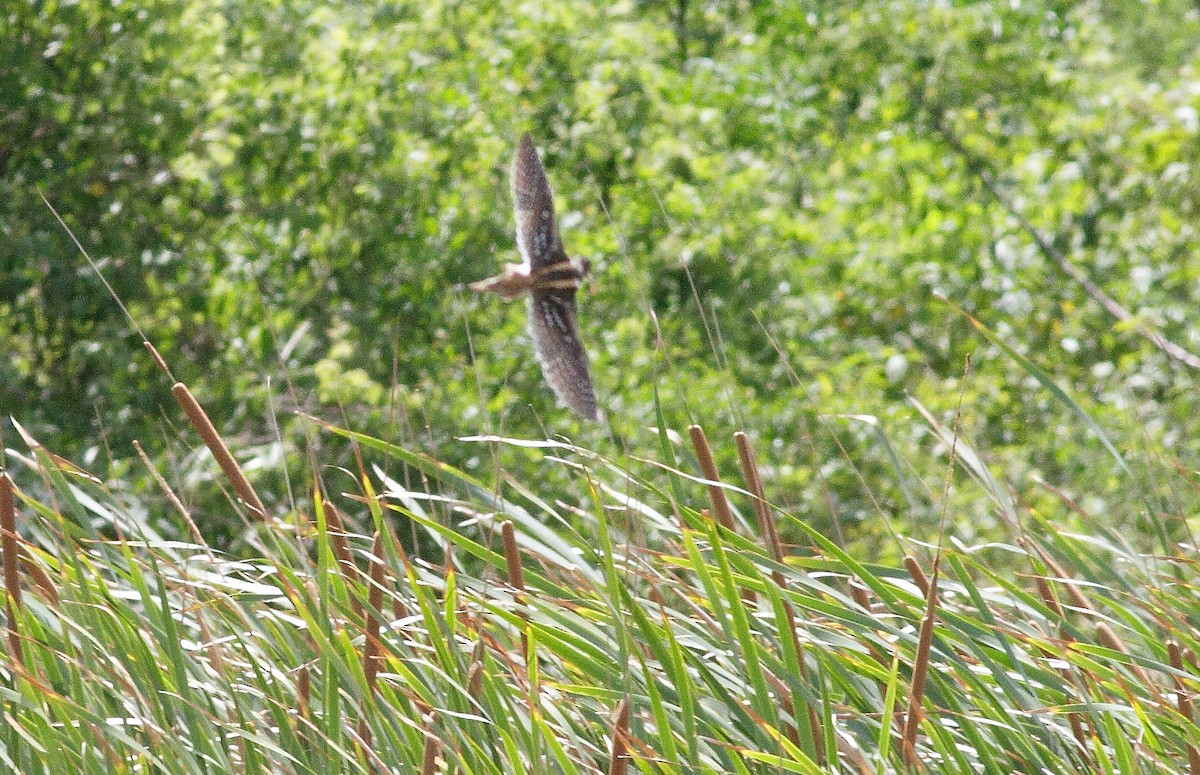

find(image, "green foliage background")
[4,0,1200,552]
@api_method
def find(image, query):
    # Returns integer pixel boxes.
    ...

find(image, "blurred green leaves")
[5,0,1200,552]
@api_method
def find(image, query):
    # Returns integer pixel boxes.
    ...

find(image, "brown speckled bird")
[469,134,598,421]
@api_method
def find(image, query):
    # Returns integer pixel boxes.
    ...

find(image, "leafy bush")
[6,0,1200,550]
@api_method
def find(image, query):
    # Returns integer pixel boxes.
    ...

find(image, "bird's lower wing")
[527,291,598,421]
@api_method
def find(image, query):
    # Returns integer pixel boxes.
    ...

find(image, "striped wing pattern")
[512,134,566,270]
[528,290,598,421]
[511,134,598,421]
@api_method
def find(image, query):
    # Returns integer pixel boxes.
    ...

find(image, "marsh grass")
[2,382,1200,773]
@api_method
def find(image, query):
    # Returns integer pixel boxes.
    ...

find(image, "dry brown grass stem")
[607,695,631,775]
[759,666,806,750]
[1065,710,1091,766]
[171,382,268,520]
[1,472,23,669]
[501,520,531,661]
[420,726,441,775]
[467,637,486,698]
[901,557,939,768]
[132,439,210,552]
[1094,622,1163,703]
[355,531,389,758]
[1026,539,1095,614]
[501,520,526,595]
[1093,622,1130,660]
[730,432,822,759]
[782,603,825,761]
[355,720,372,753]
[688,425,735,531]
[1029,573,1091,760]
[848,579,872,611]
[1,473,20,609]
[143,340,172,377]
[18,548,58,607]
[296,665,311,718]
[322,499,357,577]
[322,497,363,620]
[1033,574,1064,618]
[847,574,908,756]
[734,432,783,568]
[363,531,387,689]
[689,426,756,605]
[388,530,413,621]
[903,555,930,597]
[1168,641,1200,775]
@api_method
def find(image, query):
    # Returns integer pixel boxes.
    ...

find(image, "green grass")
[3,394,1200,774]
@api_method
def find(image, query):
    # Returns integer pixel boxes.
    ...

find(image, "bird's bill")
[468,263,534,300]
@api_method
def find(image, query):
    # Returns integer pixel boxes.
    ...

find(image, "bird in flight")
[469,134,599,421]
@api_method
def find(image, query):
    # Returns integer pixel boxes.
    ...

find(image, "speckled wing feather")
[512,133,566,270]
[527,290,598,421]
[512,134,598,420]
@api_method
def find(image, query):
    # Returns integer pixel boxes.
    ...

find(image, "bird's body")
[469,134,599,421]
[468,260,588,301]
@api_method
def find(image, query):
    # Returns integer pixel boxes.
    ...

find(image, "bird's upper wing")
[512,133,567,270]
[527,289,598,421]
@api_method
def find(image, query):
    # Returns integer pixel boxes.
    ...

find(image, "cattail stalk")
[171,382,268,520]
[689,425,735,531]
[1,473,22,669]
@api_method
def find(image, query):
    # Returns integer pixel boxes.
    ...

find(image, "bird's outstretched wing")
[528,289,598,421]
[510,133,598,421]
[512,133,568,270]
